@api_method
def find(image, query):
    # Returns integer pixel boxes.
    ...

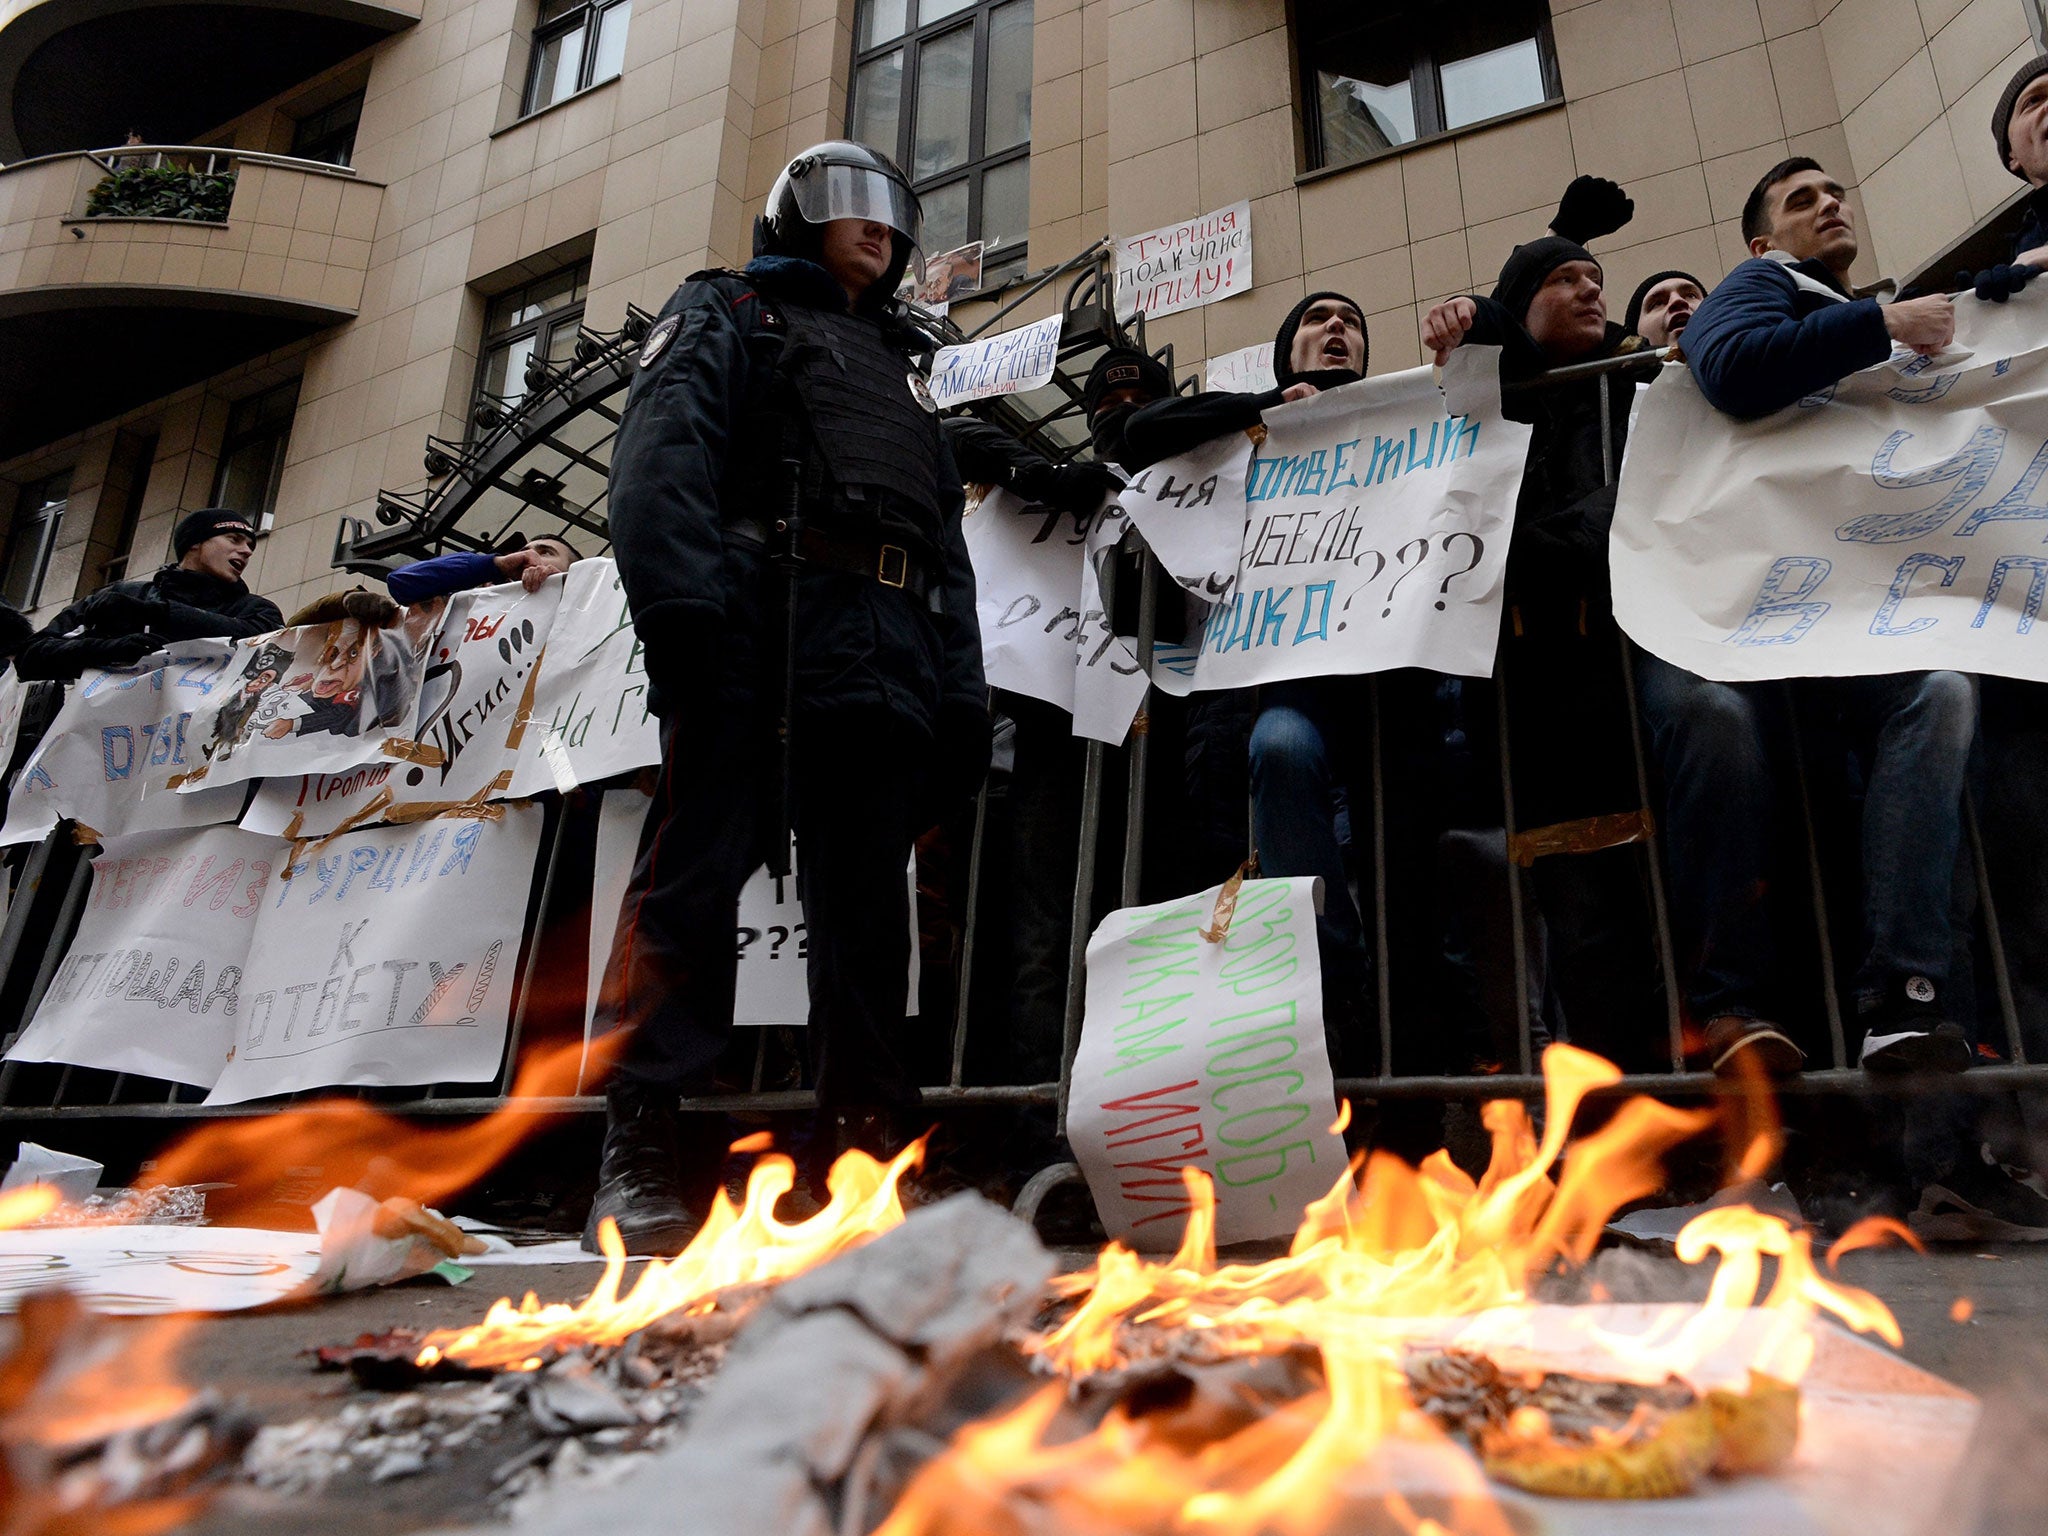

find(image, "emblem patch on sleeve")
[907,371,938,413]
[639,314,682,369]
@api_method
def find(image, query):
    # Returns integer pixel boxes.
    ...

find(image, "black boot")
[583,1078,699,1255]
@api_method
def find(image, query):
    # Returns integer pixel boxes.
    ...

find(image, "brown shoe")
[1704,1016,1804,1080]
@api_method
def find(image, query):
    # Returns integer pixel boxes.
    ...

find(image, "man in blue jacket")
[1645,157,1976,1079]
[384,534,581,605]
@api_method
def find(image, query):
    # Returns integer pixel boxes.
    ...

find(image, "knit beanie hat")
[174,508,256,557]
[1993,54,2048,179]
[1082,346,1172,416]
[1492,235,1600,325]
[1272,290,1369,389]
[1623,269,1706,336]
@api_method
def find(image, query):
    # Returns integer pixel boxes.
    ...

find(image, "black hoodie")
[14,564,282,681]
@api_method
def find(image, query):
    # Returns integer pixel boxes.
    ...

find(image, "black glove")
[80,590,156,631]
[638,613,725,720]
[1012,458,1123,517]
[88,634,158,670]
[1550,175,1634,244]
[1969,262,2041,302]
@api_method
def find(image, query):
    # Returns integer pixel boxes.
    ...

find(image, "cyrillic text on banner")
[1612,293,2048,683]
[510,558,660,796]
[1116,428,1255,603]
[1205,342,1276,394]
[927,313,1063,409]
[1067,875,1344,1249]
[204,802,544,1104]
[1114,200,1253,320]
[6,823,278,1086]
[1150,349,1525,691]
[962,486,1101,712]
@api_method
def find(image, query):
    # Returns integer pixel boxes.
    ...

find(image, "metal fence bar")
[1494,676,1536,1076]
[0,835,56,1011]
[1368,677,1393,1078]
[494,803,568,1098]
[1963,785,2027,1065]
[1784,690,1850,1070]
[1121,545,1160,907]
[1057,550,1119,1136]
[949,779,991,1089]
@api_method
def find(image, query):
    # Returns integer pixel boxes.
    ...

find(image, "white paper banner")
[963,487,1100,712]
[1068,876,1343,1249]
[928,312,1063,408]
[0,1225,322,1315]
[1614,293,2048,683]
[511,558,660,796]
[585,785,649,1054]
[1205,342,1277,394]
[1,645,249,843]
[1117,429,1255,603]
[205,803,544,1104]
[1073,490,1154,744]
[243,581,557,835]
[6,824,278,1086]
[1115,200,1253,320]
[1151,351,1527,691]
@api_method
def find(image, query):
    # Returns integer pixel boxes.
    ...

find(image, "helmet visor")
[791,161,925,248]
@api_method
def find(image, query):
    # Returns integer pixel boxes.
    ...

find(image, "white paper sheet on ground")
[0,645,249,843]
[243,580,561,836]
[1149,351,1527,693]
[0,1224,322,1314]
[733,846,921,1026]
[204,803,545,1104]
[509,558,661,796]
[1116,429,1255,602]
[5,823,280,1086]
[1072,491,1153,744]
[962,487,1096,713]
[1612,291,2048,683]
[1068,875,1342,1249]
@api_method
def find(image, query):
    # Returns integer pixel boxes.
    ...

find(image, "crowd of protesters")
[11,63,2048,1247]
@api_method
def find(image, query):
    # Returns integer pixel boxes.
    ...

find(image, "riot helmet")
[761,141,926,297]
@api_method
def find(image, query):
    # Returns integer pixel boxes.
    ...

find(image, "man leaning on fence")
[1655,157,1977,1079]
[589,141,988,1254]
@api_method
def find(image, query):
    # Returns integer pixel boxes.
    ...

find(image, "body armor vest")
[764,302,947,531]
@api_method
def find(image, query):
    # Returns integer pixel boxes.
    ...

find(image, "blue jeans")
[1635,651,1976,1022]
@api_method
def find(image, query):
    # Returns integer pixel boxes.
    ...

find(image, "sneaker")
[1860,1019,1973,1075]
[1910,1156,2048,1243]
[1703,1016,1804,1079]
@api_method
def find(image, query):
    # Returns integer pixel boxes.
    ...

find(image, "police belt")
[730,518,940,605]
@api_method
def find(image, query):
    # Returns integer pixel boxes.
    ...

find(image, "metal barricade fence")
[0,348,2044,1226]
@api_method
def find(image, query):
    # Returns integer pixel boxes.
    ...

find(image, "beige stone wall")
[3,0,2045,623]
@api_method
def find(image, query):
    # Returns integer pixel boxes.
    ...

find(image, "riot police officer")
[589,141,989,1252]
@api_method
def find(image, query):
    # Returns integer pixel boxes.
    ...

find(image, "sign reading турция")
[1115,200,1253,320]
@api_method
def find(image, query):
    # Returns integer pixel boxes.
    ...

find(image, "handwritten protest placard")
[1068,876,1343,1248]
[6,824,277,1086]
[1074,487,1154,745]
[1149,349,1527,691]
[1205,342,1277,394]
[1116,428,1256,603]
[964,487,1110,711]
[204,803,544,1104]
[511,558,660,796]
[0,1226,323,1315]
[0,645,250,844]
[928,312,1063,409]
[243,581,558,835]
[1613,293,2048,683]
[1115,201,1253,320]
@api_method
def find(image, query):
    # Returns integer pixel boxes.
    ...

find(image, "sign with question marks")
[1147,349,1528,691]
[1614,291,2048,685]
[243,580,561,837]
[1,641,250,845]
[732,845,920,1025]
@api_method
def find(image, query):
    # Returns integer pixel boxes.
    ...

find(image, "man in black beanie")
[1978,54,2048,303]
[1624,270,1706,348]
[1420,175,1669,1071]
[14,508,282,681]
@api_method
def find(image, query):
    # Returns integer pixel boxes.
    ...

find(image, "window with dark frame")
[1,469,72,612]
[471,259,592,433]
[524,0,633,119]
[290,91,364,167]
[848,0,1033,291]
[210,378,302,531]
[1297,1,1561,173]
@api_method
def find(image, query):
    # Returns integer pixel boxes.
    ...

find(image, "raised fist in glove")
[90,634,159,670]
[1967,262,2042,303]
[1012,458,1124,517]
[1550,175,1634,244]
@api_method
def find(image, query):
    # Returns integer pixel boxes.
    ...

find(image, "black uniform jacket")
[607,254,983,737]
[14,565,283,681]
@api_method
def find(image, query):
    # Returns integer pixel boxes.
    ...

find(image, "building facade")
[1,0,2043,622]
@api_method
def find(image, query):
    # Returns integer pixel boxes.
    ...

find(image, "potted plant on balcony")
[85,162,236,222]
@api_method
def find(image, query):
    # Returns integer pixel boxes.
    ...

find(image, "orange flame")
[416,1137,926,1371]
[0,1184,61,1230]
[134,1037,610,1227]
[1825,1214,1924,1272]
